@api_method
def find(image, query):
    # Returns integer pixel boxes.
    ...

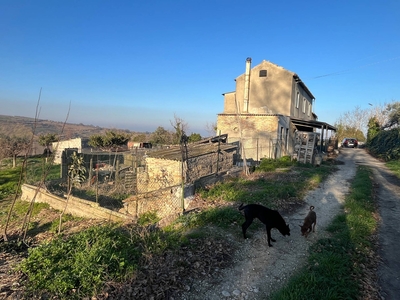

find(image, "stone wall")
[217,114,280,160]
[120,184,194,224]
[142,148,236,193]
[187,150,234,180]
[144,158,181,192]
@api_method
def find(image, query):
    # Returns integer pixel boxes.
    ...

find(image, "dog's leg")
[242,219,253,239]
[266,226,275,247]
[312,221,316,232]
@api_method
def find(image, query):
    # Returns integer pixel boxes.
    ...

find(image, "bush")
[367,128,400,161]
[18,225,140,299]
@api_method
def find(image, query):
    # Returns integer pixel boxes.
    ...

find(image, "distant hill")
[0,115,135,139]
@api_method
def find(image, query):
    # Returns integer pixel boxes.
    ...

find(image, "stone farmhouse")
[217,58,336,163]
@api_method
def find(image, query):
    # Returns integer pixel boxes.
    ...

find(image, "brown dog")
[300,206,316,237]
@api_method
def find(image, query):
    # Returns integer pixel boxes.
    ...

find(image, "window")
[308,103,311,116]
[303,98,306,113]
[259,70,267,77]
[295,92,300,108]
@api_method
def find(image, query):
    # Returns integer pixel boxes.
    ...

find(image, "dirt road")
[180,148,400,300]
[358,149,400,300]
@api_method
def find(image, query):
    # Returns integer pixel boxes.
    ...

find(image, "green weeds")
[18,224,181,299]
[256,155,294,172]
[0,167,21,200]
[174,160,335,243]
[0,157,60,200]
[137,210,161,226]
[386,159,400,178]
[0,200,50,226]
[198,162,334,210]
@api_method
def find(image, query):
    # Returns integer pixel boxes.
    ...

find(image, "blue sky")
[1,0,399,137]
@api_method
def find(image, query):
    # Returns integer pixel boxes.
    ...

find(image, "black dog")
[239,203,290,247]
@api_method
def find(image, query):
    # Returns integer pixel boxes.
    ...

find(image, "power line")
[307,55,400,80]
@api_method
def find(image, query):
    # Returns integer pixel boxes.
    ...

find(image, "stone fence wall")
[120,184,195,226]
[20,168,241,226]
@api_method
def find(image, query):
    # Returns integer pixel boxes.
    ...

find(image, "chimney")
[243,57,251,113]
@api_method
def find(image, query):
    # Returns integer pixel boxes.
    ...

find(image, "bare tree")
[170,114,188,144]
[0,127,32,168]
[21,102,71,243]
[2,90,41,242]
[339,106,369,138]
[367,101,392,128]
[334,100,399,143]
[382,101,400,129]
[205,121,217,137]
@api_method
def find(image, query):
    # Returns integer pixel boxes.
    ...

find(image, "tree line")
[3,100,399,166]
[334,100,400,143]
[0,114,208,167]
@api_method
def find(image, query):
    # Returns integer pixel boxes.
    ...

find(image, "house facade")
[217,58,336,162]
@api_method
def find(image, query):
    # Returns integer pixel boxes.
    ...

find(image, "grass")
[0,200,51,228]
[269,165,377,300]
[191,160,334,233]
[386,159,400,178]
[0,156,60,201]
[0,167,21,200]
[25,156,60,184]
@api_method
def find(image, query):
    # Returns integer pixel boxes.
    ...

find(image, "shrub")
[367,128,400,161]
[18,225,140,299]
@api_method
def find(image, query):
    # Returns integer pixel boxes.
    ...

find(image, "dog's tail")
[238,203,245,211]
[310,206,315,211]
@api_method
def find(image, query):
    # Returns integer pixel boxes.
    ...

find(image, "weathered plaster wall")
[217,114,280,160]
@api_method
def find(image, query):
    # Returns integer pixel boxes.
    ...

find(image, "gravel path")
[180,150,357,300]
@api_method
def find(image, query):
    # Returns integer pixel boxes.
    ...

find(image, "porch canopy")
[291,117,337,152]
[291,118,336,132]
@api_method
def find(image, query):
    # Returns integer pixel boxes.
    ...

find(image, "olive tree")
[59,151,86,233]
[38,133,59,161]
[150,126,173,145]
[88,130,129,151]
[188,133,202,143]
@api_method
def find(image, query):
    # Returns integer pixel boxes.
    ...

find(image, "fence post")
[88,158,93,187]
